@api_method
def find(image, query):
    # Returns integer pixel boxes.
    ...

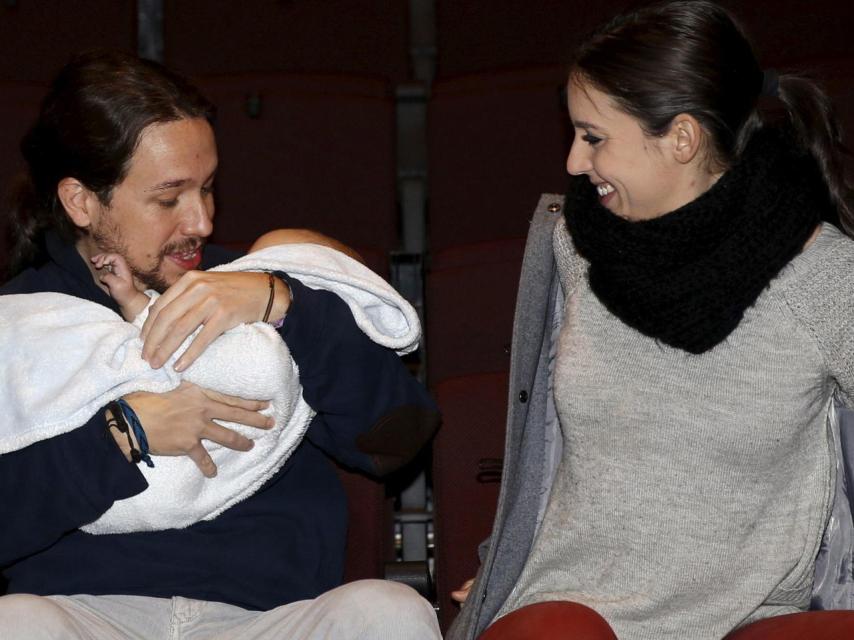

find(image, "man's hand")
[140,270,290,371]
[121,382,274,477]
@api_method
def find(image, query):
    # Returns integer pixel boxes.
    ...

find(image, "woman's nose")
[566,140,591,176]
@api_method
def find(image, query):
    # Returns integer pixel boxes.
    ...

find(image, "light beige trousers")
[0,579,441,639]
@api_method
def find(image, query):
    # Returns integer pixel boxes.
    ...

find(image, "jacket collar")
[45,230,118,312]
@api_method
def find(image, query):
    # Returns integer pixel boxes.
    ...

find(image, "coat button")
[519,390,528,403]
[547,202,561,212]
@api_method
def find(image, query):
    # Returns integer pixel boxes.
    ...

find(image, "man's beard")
[91,216,203,294]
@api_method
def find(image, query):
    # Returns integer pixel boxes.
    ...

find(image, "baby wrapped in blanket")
[0,241,420,535]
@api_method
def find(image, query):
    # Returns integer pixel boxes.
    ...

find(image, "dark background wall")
[1,1,852,261]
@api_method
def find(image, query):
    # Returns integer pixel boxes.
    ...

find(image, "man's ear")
[668,113,705,165]
[56,177,99,229]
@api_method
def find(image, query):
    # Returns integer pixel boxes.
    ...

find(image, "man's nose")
[182,198,214,237]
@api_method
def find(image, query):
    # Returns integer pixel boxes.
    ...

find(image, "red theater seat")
[720,0,854,69]
[479,602,618,640]
[479,602,854,639]
[433,0,854,83]
[196,73,398,255]
[433,372,509,631]
[428,67,569,251]
[0,1,135,83]
[164,1,409,82]
[434,1,619,79]
[336,467,394,583]
[426,239,525,383]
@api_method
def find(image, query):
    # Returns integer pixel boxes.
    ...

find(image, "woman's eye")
[158,199,178,209]
[582,133,603,146]
[201,185,214,196]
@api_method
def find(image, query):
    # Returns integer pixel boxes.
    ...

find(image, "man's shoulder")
[0,263,62,295]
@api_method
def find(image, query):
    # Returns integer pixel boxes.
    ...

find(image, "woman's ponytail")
[777,73,854,233]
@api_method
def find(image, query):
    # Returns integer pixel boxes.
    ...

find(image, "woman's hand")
[140,270,290,371]
[451,578,475,605]
[119,382,274,477]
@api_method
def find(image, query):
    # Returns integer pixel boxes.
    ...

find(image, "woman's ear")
[668,113,705,165]
[57,177,98,229]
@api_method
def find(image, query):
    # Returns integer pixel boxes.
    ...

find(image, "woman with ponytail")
[447,2,854,639]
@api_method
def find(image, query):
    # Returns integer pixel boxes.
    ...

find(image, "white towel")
[219,243,420,354]
[0,244,420,533]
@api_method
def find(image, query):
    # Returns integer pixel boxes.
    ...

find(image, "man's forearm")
[0,414,147,565]
[281,276,439,475]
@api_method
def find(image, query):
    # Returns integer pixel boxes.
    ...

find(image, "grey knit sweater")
[497,221,854,639]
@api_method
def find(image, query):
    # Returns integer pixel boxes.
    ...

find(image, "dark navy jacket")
[0,234,439,611]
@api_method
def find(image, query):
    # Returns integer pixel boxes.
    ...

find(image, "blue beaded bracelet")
[117,398,154,468]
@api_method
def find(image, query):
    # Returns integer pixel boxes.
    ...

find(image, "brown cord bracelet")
[262,272,275,323]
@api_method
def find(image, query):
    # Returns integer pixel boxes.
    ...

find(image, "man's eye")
[158,199,178,209]
[582,133,603,146]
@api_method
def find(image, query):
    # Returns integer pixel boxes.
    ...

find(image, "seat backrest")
[426,239,525,383]
[197,73,398,254]
[428,66,570,251]
[433,0,620,80]
[0,1,135,83]
[336,467,394,582]
[433,372,509,631]
[164,1,409,82]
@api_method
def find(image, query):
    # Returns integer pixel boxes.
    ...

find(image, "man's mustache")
[159,238,205,258]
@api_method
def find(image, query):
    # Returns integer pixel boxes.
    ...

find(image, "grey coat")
[446,196,565,640]
[445,194,854,640]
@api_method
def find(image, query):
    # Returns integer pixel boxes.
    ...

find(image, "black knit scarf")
[564,127,834,354]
